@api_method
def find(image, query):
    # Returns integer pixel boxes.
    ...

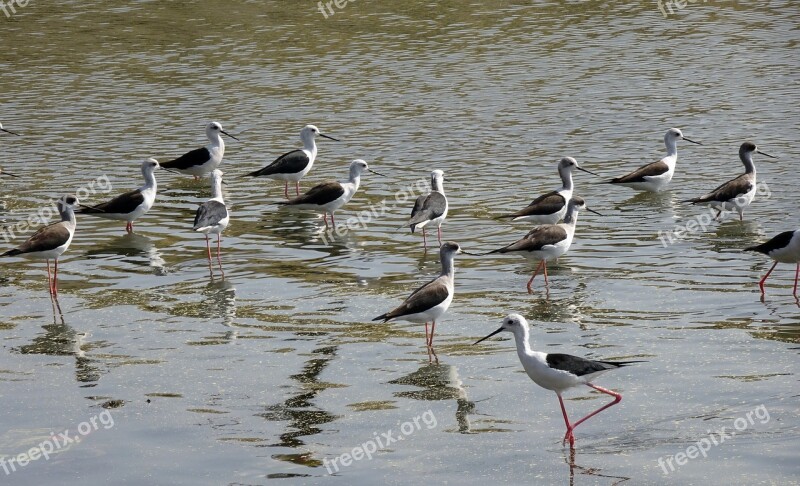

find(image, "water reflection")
[85,232,167,275]
[15,297,101,385]
[564,448,631,486]
[258,345,340,467]
[389,360,476,433]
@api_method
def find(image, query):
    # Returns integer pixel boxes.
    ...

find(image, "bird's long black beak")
[474,327,504,345]
[586,207,602,216]
[221,129,240,141]
[320,133,339,142]
[0,170,20,178]
[78,203,105,212]
[577,166,600,177]
[757,149,778,159]
[161,166,182,175]
[368,168,387,177]
[0,127,20,136]
[682,137,702,145]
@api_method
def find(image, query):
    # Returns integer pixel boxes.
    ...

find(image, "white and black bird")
[278,159,384,229]
[474,314,643,447]
[246,125,338,198]
[487,197,599,293]
[373,242,464,347]
[0,122,20,137]
[1,195,91,296]
[78,158,161,233]
[498,157,598,224]
[608,128,701,192]
[193,169,230,265]
[407,170,448,247]
[161,121,239,179]
[745,230,800,297]
[684,142,777,221]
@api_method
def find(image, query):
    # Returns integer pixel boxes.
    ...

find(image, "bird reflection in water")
[202,278,237,343]
[389,360,476,433]
[15,296,101,384]
[86,232,167,276]
[258,345,340,467]
[564,447,630,486]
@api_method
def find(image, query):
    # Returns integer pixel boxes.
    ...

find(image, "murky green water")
[1,1,798,484]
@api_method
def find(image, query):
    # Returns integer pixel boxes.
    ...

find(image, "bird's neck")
[142,169,157,191]
[513,326,533,357]
[741,153,756,175]
[60,207,76,225]
[440,254,455,279]
[211,178,224,200]
[432,179,445,195]
[665,138,678,157]
[559,169,574,191]
[302,136,317,155]
[562,209,579,226]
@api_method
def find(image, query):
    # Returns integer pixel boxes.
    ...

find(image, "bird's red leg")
[758,261,779,294]
[205,235,212,261]
[52,258,59,296]
[794,263,799,297]
[428,321,436,347]
[437,226,443,246]
[331,213,336,230]
[527,260,544,293]
[216,234,222,262]
[46,259,53,295]
[557,393,575,447]
[323,213,329,229]
[543,260,549,287]
[425,322,430,344]
[568,384,622,433]
[295,181,300,196]
[422,228,427,248]
[194,175,200,181]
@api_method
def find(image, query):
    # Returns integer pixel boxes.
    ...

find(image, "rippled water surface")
[1,1,799,484]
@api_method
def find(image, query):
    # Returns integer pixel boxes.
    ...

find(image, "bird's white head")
[665,127,701,146]
[301,124,338,144]
[474,313,529,344]
[431,169,445,191]
[211,169,224,180]
[557,157,598,177]
[206,121,239,141]
[142,158,160,173]
[349,159,386,179]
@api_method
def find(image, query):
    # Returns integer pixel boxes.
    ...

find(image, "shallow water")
[0,1,798,484]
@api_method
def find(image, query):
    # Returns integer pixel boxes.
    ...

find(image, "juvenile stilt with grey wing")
[408,170,448,247]
[193,169,230,272]
[373,242,463,347]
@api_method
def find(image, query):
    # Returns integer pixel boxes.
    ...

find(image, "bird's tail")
[1,249,21,257]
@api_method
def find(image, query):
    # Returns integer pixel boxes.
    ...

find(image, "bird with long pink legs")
[246,124,338,198]
[193,169,229,274]
[278,159,384,230]
[485,196,599,293]
[373,242,465,348]
[1,195,94,296]
[161,121,239,180]
[407,170,448,249]
[745,229,800,298]
[474,314,643,448]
